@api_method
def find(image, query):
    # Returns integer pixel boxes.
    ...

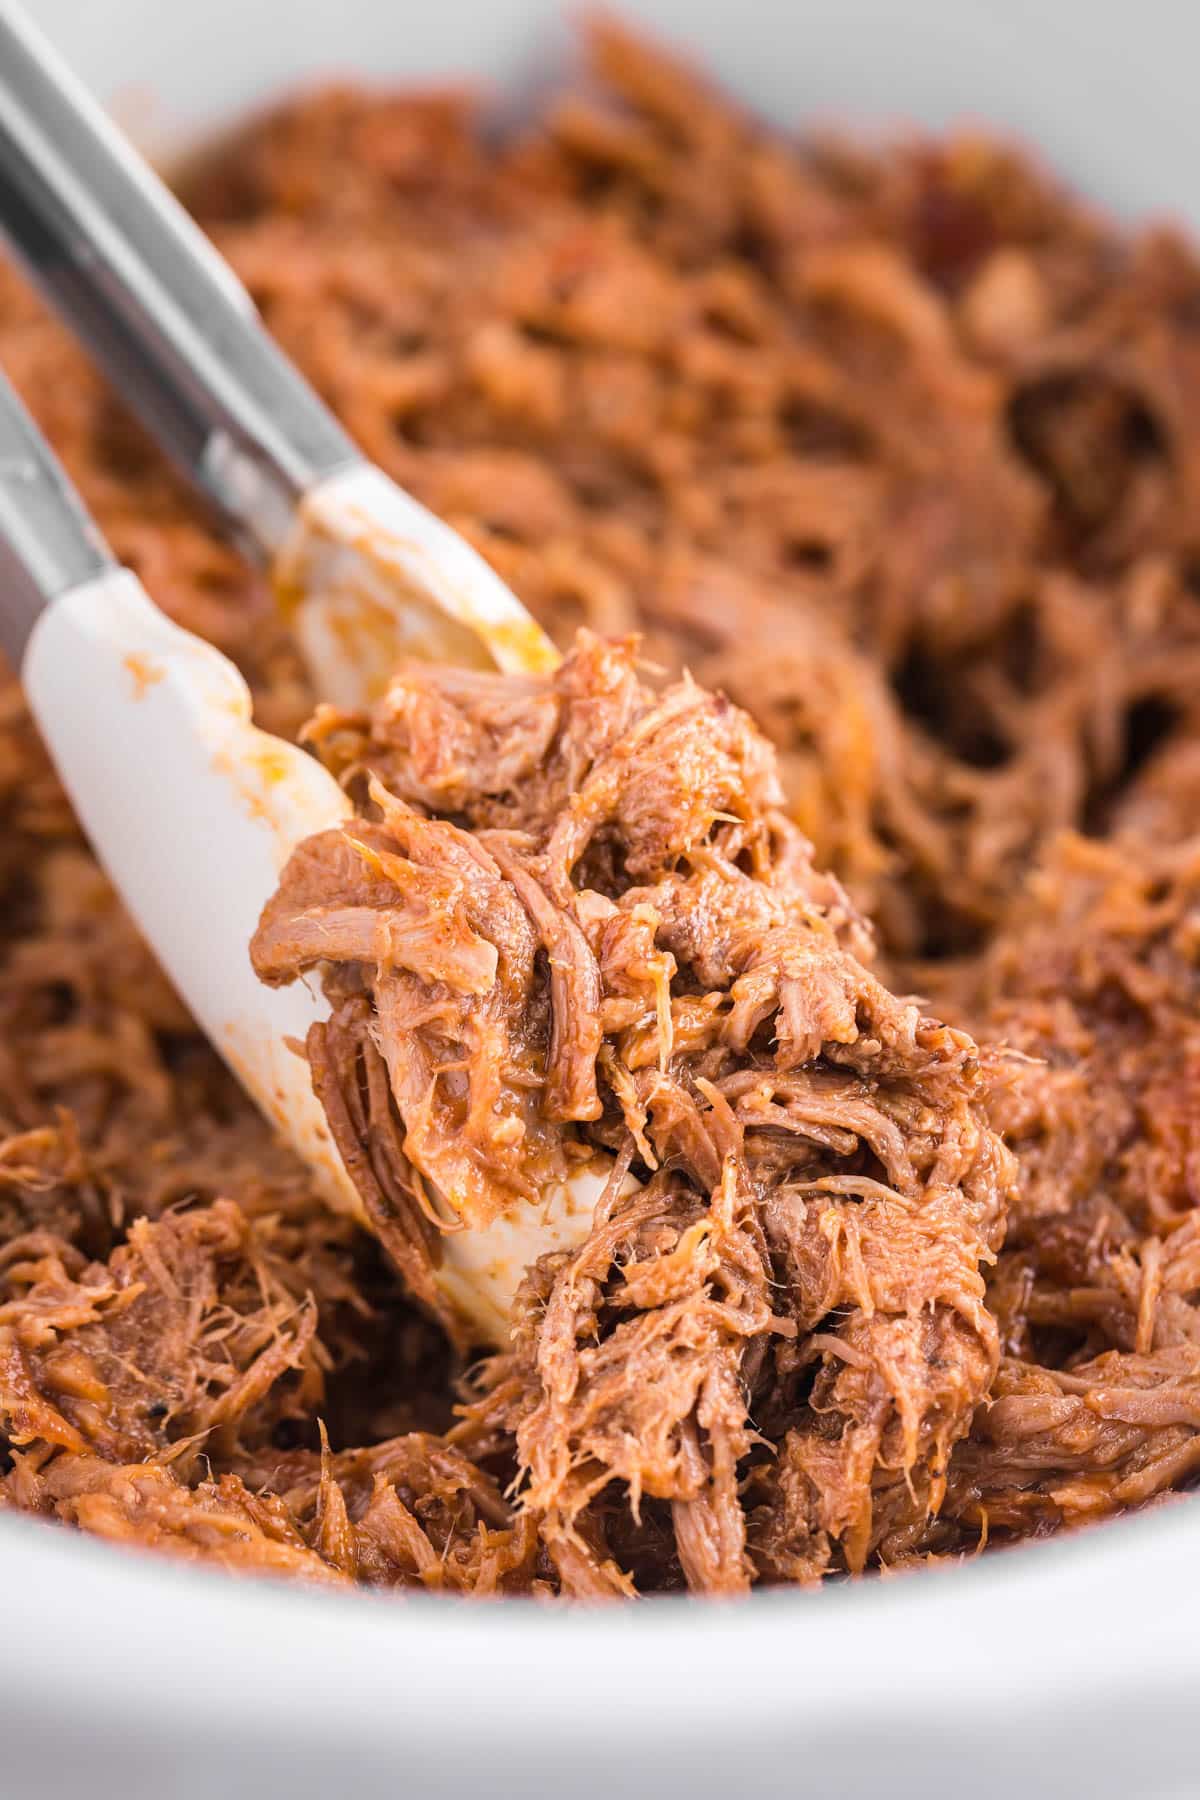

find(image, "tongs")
[0,0,613,1344]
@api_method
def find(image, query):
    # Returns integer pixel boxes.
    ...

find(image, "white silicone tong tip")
[275,464,560,707]
[23,569,360,1211]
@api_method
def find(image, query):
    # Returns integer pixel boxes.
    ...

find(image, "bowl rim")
[2,1488,1197,1748]
[4,6,1200,1777]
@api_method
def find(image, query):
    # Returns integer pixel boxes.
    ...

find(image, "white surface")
[4,5,1200,1798]
[0,1484,1197,1800]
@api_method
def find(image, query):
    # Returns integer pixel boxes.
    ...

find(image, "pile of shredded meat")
[2,18,1200,1595]
[252,634,1012,1590]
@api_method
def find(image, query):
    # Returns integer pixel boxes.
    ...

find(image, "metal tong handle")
[0,359,114,664]
[0,0,359,566]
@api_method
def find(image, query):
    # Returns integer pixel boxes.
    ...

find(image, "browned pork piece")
[252,632,1013,1591]
[0,1196,541,1594]
[899,835,1200,1556]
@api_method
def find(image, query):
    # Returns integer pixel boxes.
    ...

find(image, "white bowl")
[5,4,1199,1795]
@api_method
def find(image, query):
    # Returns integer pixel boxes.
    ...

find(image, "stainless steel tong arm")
[0,0,359,564]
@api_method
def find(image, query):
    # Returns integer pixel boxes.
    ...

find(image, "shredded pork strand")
[2,17,1200,1594]
[256,633,1011,1589]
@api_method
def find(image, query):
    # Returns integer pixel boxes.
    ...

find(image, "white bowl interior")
[5,3,1200,1795]
[31,0,1200,227]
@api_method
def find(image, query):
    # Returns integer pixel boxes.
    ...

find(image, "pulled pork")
[253,634,1012,1589]
[916,836,1200,1549]
[2,17,1200,1595]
